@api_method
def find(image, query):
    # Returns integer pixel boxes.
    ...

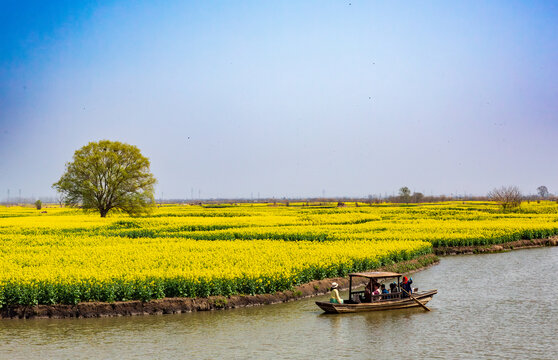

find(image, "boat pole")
[400,288,431,311]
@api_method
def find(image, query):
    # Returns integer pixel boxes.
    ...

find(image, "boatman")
[400,276,413,297]
[330,282,343,304]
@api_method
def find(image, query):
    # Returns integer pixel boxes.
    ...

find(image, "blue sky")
[1,1,558,200]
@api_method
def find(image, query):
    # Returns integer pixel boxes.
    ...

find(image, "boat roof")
[348,271,402,279]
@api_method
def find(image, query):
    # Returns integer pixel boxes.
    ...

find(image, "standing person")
[400,276,413,297]
[330,282,343,304]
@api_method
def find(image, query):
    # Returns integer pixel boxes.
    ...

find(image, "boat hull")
[316,290,437,313]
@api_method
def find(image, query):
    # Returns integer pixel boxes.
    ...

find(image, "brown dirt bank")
[434,236,558,256]
[6,238,556,320]
[1,254,439,319]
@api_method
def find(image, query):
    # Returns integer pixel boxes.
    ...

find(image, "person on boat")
[381,284,389,295]
[388,282,398,299]
[330,282,343,304]
[400,276,413,297]
[363,279,378,302]
[363,280,372,302]
[371,283,382,301]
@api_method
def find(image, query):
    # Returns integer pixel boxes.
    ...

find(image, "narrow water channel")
[1,247,557,359]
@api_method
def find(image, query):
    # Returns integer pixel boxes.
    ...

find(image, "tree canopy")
[53,140,157,217]
[399,186,411,203]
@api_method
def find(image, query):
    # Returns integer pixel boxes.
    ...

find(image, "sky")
[1,1,558,200]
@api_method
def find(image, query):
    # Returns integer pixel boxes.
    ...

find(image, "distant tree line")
[4,181,556,210]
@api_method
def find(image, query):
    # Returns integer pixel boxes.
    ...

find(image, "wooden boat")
[315,271,437,314]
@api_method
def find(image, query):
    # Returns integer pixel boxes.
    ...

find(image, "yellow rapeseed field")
[1,201,557,306]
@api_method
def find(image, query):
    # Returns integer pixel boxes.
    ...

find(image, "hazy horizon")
[2,1,558,200]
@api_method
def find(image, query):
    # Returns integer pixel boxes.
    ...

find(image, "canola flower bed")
[1,201,557,307]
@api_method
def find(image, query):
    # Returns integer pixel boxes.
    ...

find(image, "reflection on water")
[1,247,557,359]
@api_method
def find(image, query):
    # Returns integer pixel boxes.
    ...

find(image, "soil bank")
[3,237,557,319]
[1,254,439,319]
[434,237,558,256]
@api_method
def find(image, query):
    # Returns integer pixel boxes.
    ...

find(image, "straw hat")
[331,282,339,289]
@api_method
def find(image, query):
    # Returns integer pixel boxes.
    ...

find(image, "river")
[1,247,557,359]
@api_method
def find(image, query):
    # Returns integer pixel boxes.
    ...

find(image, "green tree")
[53,140,157,217]
[34,199,42,210]
[399,186,411,204]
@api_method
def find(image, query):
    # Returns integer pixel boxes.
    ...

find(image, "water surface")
[1,247,557,359]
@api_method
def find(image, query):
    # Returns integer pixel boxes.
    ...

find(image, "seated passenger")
[380,284,389,297]
[389,282,397,293]
[329,282,343,304]
[371,283,381,301]
[363,279,377,302]
[363,280,372,302]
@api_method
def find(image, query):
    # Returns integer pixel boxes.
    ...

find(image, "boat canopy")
[348,271,401,279]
